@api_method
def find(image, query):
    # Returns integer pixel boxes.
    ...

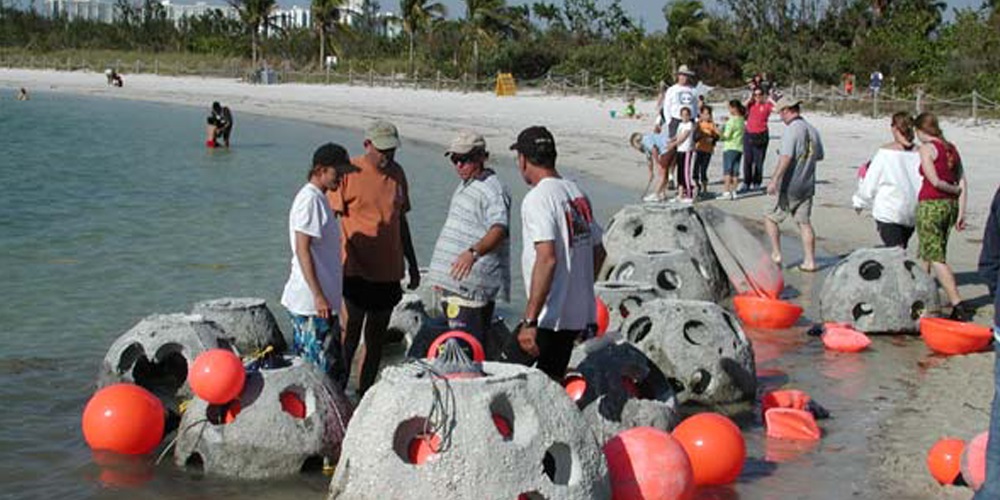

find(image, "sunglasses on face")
[450,154,478,165]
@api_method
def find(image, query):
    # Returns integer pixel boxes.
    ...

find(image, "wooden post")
[155,59,159,75]
[808,80,813,100]
[973,90,979,125]
[325,61,330,84]
[369,65,374,87]
[583,70,589,94]
[436,71,441,92]
[348,61,353,86]
[599,77,605,102]
[624,78,630,101]
[916,87,923,114]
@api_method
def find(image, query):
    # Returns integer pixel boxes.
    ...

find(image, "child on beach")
[630,131,669,202]
[719,100,745,200]
[694,106,720,196]
[670,107,696,202]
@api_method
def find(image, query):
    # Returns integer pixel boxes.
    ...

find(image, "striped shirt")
[427,169,511,303]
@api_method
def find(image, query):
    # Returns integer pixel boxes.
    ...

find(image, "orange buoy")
[223,400,242,423]
[595,297,610,336]
[427,330,486,362]
[563,373,587,402]
[672,413,746,485]
[279,391,305,419]
[761,389,811,416]
[927,437,965,485]
[189,349,246,404]
[604,427,695,500]
[822,323,872,353]
[764,408,821,441]
[962,432,989,490]
[82,384,165,455]
[732,294,803,330]
[920,318,992,355]
[408,433,441,465]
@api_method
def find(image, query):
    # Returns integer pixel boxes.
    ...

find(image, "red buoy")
[672,413,746,485]
[927,437,965,485]
[595,297,610,336]
[189,349,245,404]
[82,384,165,455]
[604,427,695,500]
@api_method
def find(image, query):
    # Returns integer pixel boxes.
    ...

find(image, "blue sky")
[433,0,984,32]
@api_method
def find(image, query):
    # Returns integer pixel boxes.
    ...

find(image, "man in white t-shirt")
[280,143,353,384]
[655,64,699,192]
[507,126,606,380]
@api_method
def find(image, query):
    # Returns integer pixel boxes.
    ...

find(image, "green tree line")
[2,0,999,99]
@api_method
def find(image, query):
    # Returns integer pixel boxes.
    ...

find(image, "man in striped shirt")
[427,131,511,343]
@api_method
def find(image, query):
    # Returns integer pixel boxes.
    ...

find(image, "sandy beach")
[3,67,997,498]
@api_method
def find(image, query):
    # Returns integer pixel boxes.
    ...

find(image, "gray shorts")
[766,196,813,225]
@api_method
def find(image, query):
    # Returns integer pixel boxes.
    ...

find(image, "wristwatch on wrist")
[468,247,479,260]
[522,318,539,328]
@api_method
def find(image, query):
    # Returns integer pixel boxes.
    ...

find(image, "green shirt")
[721,116,745,152]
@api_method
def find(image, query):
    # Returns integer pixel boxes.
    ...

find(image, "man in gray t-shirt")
[764,96,825,272]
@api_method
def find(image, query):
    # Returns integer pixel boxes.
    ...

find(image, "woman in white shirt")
[852,112,922,248]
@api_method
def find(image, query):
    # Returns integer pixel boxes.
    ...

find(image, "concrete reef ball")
[175,356,353,479]
[191,297,287,355]
[604,248,718,302]
[594,281,661,335]
[98,313,233,405]
[328,362,610,499]
[619,299,756,405]
[818,247,940,333]
[601,203,729,301]
[568,336,681,446]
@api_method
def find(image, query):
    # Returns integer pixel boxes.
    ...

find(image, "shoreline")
[3,68,997,499]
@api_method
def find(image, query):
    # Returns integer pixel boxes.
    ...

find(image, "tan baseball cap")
[445,130,487,156]
[366,120,401,150]
[774,95,803,111]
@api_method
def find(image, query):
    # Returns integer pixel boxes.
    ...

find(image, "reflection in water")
[818,351,869,400]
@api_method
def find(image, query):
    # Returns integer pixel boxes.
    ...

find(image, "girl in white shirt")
[670,107,696,201]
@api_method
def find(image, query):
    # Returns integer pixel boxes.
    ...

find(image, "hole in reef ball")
[859,260,884,281]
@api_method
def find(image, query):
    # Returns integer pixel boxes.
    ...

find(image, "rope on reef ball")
[412,358,458,455]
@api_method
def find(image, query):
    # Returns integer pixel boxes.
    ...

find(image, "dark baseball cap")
[312,143,351,168]
[509,126,557,159]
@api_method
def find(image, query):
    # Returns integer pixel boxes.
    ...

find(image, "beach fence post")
[916,87,923,114]
[134,60,139,74]
[599,77,605,102]
[436,71,441,92]
[325,62,330,84]
[369,65,374,87]
[583,70,589,94]
[973,91,979,124]
[624,78,630,101]
[349,62,354,86]
[808,80,813,100]
[155,59,159,75]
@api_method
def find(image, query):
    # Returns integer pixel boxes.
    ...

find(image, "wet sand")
[2,68,996,499]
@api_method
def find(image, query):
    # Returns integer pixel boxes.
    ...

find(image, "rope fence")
[3,54,998,122]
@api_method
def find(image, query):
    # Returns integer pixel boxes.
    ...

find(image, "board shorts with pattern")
[289,314,345,385]
[917,199,959,263]
[765,196,813,225]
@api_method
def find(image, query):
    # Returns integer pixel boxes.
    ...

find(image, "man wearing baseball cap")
[426,131,512,346]
[281,143,354,384]
[506,126,606,380]
[654,64,700,193]
[764,96,825,272]
[327,120,420,396]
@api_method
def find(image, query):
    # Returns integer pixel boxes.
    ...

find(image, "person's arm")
[519,240,557,357]
[956,176,968,231]
[450,224,507,281]
[978,189,1000,297]
[919,144,962,196]
[295,231,331,319]
[401,214,420,289]
[767,154,792,196]
[852,153,882,211]
[674,128,692,145]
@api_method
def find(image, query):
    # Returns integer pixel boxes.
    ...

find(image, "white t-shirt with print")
[676,121,695,153]
[521,177,603,331]
[281,183,343,316]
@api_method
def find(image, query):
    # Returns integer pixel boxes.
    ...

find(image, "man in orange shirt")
[327,120,420,396]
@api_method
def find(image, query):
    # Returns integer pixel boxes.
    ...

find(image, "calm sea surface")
[0,91,929,500]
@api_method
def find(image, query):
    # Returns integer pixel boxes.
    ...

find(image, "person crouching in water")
[205,101,234,148]
[670,107,696,202]
[426,131,512,349]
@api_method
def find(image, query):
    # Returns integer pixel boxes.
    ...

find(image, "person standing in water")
[507,126,606,380]
[427,131,511,345]
[764,96,824,272]
[280,143,353,385]
[205,101,234,148]
[328,120,420,397]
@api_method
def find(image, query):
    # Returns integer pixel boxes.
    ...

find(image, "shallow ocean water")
[0,92,934,499]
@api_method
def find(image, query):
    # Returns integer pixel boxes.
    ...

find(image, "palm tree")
[662,0,713,71]
[400,0,446,76]
[463,0,507,77]
[313,0,346,69]
[228,0,276,68]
